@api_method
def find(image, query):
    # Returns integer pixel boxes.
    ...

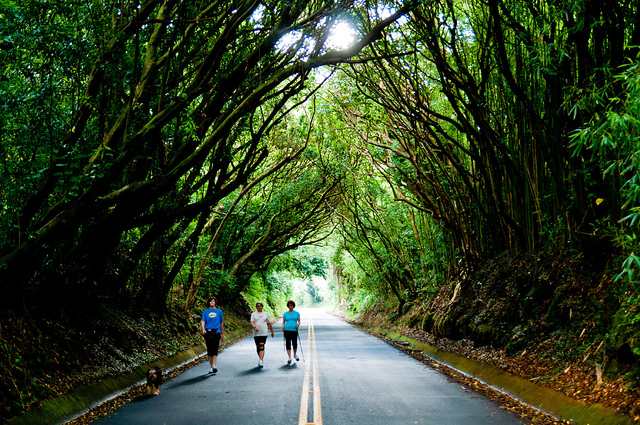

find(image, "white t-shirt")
[250,311,271,337]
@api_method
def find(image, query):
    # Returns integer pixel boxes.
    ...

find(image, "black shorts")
[204,331,221,356]
[254,336,268,353]
[284,330,298,350]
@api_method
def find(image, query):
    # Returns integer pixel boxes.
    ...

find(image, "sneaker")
[209,367,214,373]
[211,366,218,373]
[294,355,299,361]
[258,360,263,368]
[287,358,292,365]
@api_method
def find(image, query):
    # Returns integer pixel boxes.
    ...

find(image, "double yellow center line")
[298,318,322,425]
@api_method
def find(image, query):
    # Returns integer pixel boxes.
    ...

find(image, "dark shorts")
[204,331,221,356]
[254,336,268,353]
[284,330,298,350]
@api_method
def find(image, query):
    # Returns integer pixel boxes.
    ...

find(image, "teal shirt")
[283,310,300,331]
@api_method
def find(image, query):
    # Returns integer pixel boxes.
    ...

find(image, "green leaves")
[1,0,417,308]
[571,60,640,288]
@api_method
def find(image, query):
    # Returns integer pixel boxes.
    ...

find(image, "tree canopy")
[0,0,417,310]
[1,0,639,356]
[4,0,640,419]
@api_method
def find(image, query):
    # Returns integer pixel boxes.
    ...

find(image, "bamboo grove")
[1,0,639,342]
[326,0,640,324]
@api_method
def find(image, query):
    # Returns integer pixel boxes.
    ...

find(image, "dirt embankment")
[350,248,640,422]
[0,301,249,423]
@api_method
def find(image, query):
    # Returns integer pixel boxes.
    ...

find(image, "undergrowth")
[0,298,241,422]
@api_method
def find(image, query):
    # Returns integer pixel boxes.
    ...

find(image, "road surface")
[93,308,528,425]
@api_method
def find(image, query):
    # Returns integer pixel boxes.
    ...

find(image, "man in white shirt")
[250,302,274,368]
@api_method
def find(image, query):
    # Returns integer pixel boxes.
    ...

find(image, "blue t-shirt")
[283,310,300,331]
[201,308,224,333]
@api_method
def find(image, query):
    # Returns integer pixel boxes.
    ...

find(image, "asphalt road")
[93,308,528,425]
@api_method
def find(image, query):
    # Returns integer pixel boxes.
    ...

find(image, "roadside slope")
[349,247,639,421]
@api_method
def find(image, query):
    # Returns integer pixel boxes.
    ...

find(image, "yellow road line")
[298,326,310,425]
[311,322,322,425]
[299,318,322,425]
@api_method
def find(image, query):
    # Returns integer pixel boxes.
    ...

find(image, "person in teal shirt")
[282,300,301,364]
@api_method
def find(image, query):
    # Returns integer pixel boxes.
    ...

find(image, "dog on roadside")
[146,366,163,395]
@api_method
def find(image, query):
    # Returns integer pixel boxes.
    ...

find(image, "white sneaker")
[287,358,292,365]
[209,367,214,373]
[294,355,299,361]
[258,360,263,368]
[211,366,217,373]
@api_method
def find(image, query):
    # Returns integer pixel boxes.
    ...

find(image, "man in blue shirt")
[201,296,225,373]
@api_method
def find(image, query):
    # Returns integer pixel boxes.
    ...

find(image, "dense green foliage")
[0,0,413,312]
[324,0,640,362]
[0,1,415,416]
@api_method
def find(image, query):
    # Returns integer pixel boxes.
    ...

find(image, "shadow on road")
[130,394,157,403]
[280,364,298,370]
[166,373,215,388]
[236,367,267,376]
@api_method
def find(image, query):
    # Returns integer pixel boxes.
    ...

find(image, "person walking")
[250,302,275,368]
[201,296,225,374]
[282,300,301,365]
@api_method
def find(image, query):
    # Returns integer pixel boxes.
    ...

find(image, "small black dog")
[146,366,163,395]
